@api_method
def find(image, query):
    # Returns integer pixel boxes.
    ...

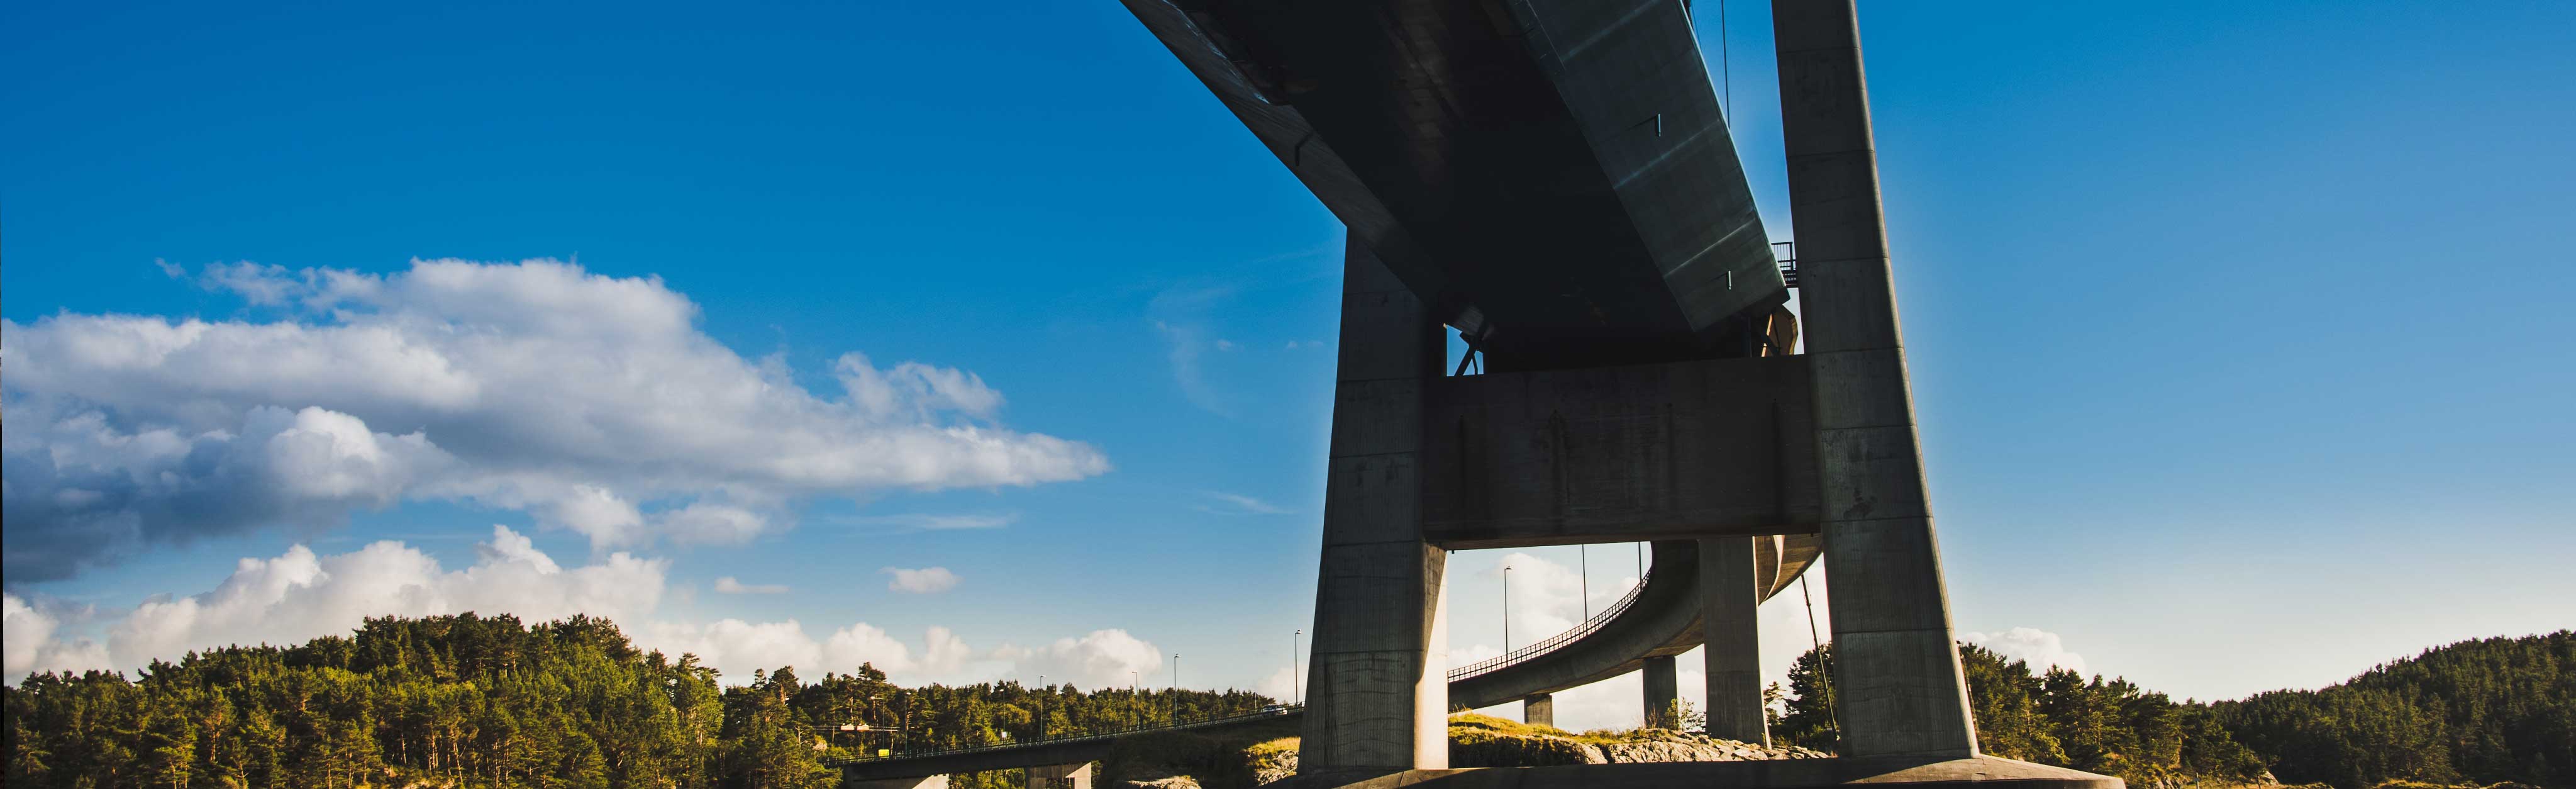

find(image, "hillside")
[2214,631,2573,788]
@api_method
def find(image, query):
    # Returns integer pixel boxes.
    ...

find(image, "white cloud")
[882,567,960,594]
[1202,491,1290,515]
[1001,629,1167,690]
[1,258,1109,580]
[3,595,113,679]
[1,531,1098,688]
[713,576,789,595]
[1963,627,2089,676]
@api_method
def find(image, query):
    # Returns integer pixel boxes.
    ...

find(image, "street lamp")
[1502,562,1513,652]
[1037,674,1046,740]
[1292,629,1302,705]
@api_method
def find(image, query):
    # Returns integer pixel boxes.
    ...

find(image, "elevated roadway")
[835,538,1815,785]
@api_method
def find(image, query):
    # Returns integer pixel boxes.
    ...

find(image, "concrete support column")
[1300,236,1450,776]
[1701,537,1768,745]
[848,776,948,789]
[1641,654,1679,729]
[1523,693,1556,728]
[1029,763,1091,789]
[1774,0,1979,758]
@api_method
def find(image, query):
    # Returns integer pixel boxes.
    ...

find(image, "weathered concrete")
[1702,537,1768,745]
[1302,237,1450,777]
[1421,356,1819,549]
[1640,655,1679,729]
[1521,694,1554,729]
[1774,0,1979,759]
[1030,763,1092,789]
[847,775,947,789]
[1280,754,2120,789]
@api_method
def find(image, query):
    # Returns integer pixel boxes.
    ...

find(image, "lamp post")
[1502,562,1513,652]
[1580,544,1590,619]
[1036,674,1046,741]
[1292,629,1302,705]
[1130,671,1141,728]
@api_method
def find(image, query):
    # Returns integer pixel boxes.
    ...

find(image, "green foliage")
[1770,641,2265,786]
[2213,631,2573,789]
[2,613,1278,789]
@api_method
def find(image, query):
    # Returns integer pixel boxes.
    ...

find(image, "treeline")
[2213,631,2572,789]
[1770,632,2575,789]
[1,613,1275,788]
[1771,643,2267,786]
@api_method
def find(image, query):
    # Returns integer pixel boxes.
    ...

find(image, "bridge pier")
[1028,763,1091,789]
[1702,536,1770,744]
[1300,237,1450,777]
[1775,0,1980,759]
[1640,654,1679,729]
[847,776,946,789]
[1522,693,1555,728]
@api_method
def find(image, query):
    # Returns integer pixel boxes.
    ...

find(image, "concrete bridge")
[848,1,2121,787]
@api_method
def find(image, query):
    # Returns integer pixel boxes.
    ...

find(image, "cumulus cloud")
[1,530,1087,688]
[3,595,113,679]
[997,629,1167,689]
[882,567,960,594]
[1,258,1109,580]
[713,576,789,595]
[1963,627,2089,676]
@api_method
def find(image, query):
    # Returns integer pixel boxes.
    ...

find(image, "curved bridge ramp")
[833,538,1815,785]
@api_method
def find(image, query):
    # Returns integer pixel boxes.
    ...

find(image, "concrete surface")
[1279,754,2121,789]
[1640,655,1679,730]
[1030,763,1092,789]
[1702,537,1768,745]
[1302,237,1450,774]
[1521,694,1553,728]
[1774,0,1978,759]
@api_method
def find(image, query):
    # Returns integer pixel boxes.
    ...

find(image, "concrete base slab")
[1285,754,2119,789]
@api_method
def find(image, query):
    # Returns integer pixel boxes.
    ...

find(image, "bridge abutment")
[1300,237,1450,777]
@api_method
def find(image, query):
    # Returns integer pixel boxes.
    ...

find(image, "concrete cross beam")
[1421,355,1821,549]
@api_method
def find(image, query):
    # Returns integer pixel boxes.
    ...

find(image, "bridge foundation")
[1029,763,1091,789]
[1702,537,1768,744]
[1640,654,1679,729]
[1299,237,1450,777]
[1521,693,1554,728]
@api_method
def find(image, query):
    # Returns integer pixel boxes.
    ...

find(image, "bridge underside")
[1127,0,1785,371]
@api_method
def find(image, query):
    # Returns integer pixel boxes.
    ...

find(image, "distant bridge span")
[832,537,1816,785]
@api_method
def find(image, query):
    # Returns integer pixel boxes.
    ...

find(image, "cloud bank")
[1,258,1110,581]
[3,529,1155,690]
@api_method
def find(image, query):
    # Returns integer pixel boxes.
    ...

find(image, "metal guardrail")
[821,704,1304,768]
[1446,570,1652,681]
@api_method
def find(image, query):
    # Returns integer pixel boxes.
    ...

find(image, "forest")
[1771,631,2572,788]
[5,614,2565,788]
[1,614,1271,789]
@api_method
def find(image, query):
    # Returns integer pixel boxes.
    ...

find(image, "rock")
[1122,778,1202,789]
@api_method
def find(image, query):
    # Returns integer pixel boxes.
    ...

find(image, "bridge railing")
[1446,570,1652,681]
[821,703,1305,768]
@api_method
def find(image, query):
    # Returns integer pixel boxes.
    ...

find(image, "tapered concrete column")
[1300,236,1450,776]
[1774,0,1979,758]
[1641,654,1680,729]
[1702,537,1768,744]
[849,776,947,789]
[1524,693,1556,728]
[1029,763,1091,789]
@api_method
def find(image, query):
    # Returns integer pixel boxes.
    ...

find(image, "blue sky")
[5,1,2571,730]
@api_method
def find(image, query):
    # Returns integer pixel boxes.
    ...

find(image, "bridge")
[848,1,2121,787]
[837,538,1816,787]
